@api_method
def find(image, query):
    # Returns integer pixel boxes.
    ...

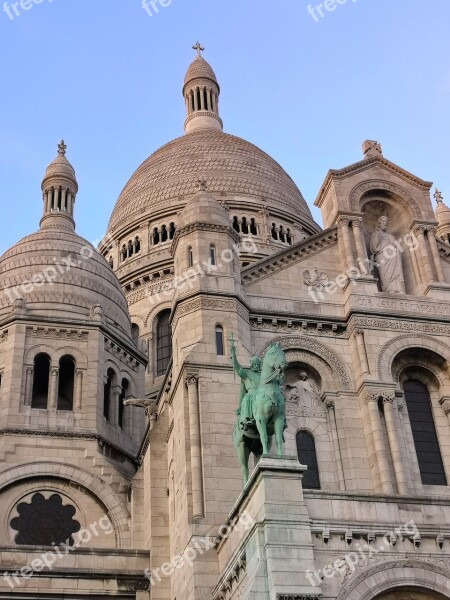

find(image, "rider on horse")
[230,337,261,432]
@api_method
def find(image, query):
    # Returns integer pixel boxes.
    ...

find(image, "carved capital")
[50,368,59,377]
[413,224,426,236]
[337,216,350,228]
[352,217,363,227]
[354,328,365,337]
[325,399,335,411]
[75,369,83,379]
[365,390,381,404]
[440,396,450,416]
[185,373,199,387]
[382,391,395,404]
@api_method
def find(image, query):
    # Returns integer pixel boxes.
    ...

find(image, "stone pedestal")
[213,455,322,600]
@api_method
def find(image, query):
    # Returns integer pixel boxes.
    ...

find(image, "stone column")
[206,89,212,111]
[337,216,355,273]
[61,188,67,212]
[49,367,59,410]
[75,370,83,411]
[186,373,204,519]
[193,88,198,111]
[200,87,205,110]
[185,95,189,117]
[409,242,423,287]
[326,399,346,491]
[428,228,445,282]
[47,188,53,212]
[383,393,408,495]
[111,385,122,427]
[414,225,435,284]
[354,329,370,375]
[352,218,369,274]
[24,367,33,406]
[366,391,393,494]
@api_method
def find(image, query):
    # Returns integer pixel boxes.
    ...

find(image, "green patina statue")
[230,333,288,484]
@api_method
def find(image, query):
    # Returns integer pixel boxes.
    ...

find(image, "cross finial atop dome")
[58,140,67,156]
[193,41,204,57]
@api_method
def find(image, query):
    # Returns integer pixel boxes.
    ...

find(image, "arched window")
[134,237,141,253]
[57,355,75,411]
[187,246,194,268]
[121,245,127,262]
[131,323,140,341]
[271,223,278,240]
[153,227,160,245]
[109,256,114,269]
[210,244,217,266]
[156,310,172,376]
[31,353,51,409]
[103,368,115,421]
[161,225,168,243]
[296,431,320,489]
[118,379,129,430]
[250,218,258,235]
[232,216,240,233]
[404,380,447,486]
[169,222,176,240]
[241,217,249,235]
[215,325,224,356]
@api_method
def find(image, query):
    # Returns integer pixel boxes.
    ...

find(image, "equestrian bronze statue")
[230,334,288,483]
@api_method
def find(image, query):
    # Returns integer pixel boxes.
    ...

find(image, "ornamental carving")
[349,179,422,219]
[377,334,450,381]
[337,556,450,600]
[26,327,88,341]
[349,316,450,337]
[173,297,249,324]
[302,268,328,291]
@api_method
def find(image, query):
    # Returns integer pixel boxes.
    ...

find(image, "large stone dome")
[107,128,315,233]
[0,226,131,334]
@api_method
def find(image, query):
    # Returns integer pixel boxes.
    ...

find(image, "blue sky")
[0,0,449,255]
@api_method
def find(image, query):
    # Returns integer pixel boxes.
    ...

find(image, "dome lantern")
[40,140,78,231]
[183,43,223,134]
[434,188,450,243]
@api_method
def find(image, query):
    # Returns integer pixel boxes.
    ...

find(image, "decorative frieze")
[104,337,140,370]
[26,326,88,340]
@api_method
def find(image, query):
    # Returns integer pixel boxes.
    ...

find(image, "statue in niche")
[285,371,320,408]
[370,216,405,294]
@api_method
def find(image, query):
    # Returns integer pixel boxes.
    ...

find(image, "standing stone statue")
[285,371,320,408]
[230,336,261,432]
[370,216,405,294]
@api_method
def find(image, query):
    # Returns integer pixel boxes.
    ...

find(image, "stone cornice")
[0,428,139,466]
[170,222,240,255]
[242,228,338,286]
[315,155,433,208]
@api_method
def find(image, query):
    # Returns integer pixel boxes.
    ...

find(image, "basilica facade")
[1,46,450,600]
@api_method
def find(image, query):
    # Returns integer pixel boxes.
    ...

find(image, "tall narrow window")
[187,246,194,268]
[103,368,115,421]
[232,216,240,233]
[404,380,447,485]
[215,326,224,356]
[118,379,129,430]
[210,245,217,266]
[57,356,75,411]
[296,431,321,489]
[156,310,172,376]
[31,354,51,409]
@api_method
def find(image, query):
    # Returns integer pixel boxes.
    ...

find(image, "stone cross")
[193,42,204,57]
[58,140,67,156]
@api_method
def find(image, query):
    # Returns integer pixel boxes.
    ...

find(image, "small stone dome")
[183,55,218,91]
[0,224,131,334]
[42,140,77,188]
[179,189,230,228]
